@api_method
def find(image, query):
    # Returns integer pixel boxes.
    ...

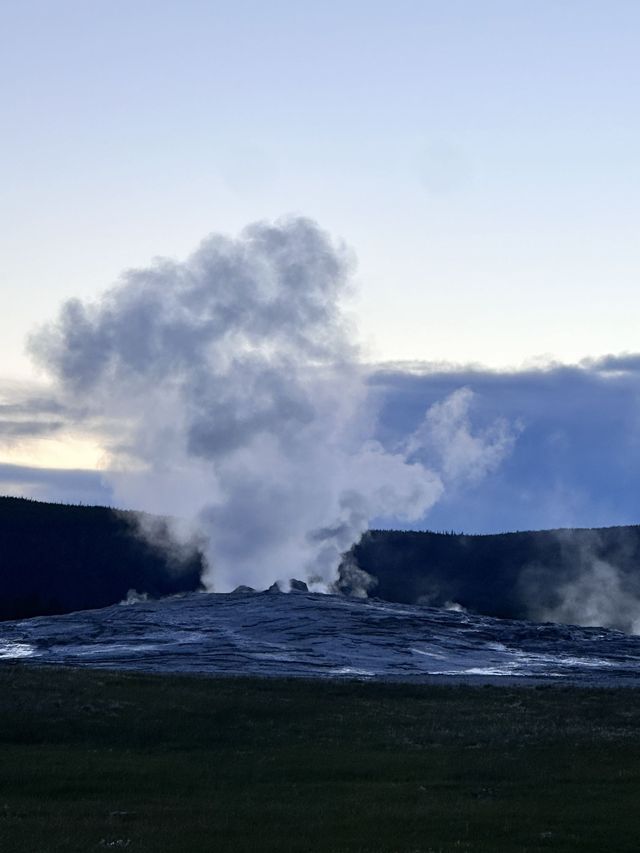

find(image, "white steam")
[30,217,514,592]
[538,559,640,634]
[522,530,640,634]
[404,387,517,485]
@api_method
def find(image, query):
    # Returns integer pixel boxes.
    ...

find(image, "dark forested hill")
[3,495,640,631]
[0,496,203,621]
[343,526,640,632]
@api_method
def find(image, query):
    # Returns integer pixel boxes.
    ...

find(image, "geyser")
[30,217,514,591]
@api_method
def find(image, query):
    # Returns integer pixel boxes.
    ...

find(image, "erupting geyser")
[30,217,514,591]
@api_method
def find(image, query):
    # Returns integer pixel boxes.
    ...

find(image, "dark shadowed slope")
[0,496,203,620]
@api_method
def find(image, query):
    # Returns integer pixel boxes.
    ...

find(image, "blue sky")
[1,2,640,533]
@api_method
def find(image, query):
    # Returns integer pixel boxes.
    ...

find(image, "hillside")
[0,496,203,621]
[345,526,640,630]
[2,495,639,629]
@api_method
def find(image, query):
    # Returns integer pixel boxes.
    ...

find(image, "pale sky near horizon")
[2,0,640,383]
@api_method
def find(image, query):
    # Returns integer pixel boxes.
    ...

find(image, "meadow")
[1,665,640,851]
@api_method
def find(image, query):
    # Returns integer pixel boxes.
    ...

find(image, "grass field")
[1,665,640,852]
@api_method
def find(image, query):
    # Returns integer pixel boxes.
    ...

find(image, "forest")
[2,495,640,625]
[347,525,640,627]
[0,496,203,621]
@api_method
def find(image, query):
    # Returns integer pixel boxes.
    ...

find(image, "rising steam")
[30,217,514,592]
[521,530,640,634]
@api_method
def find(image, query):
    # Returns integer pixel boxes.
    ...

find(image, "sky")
[1,1,639,535]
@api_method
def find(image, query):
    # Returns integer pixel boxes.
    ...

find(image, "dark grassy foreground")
[2,667,640,852]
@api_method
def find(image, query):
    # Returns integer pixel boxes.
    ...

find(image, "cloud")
[0,399,65,416]
[0,382,84,442]
[0,462,112,505]
[370,358,640,532]
[0,420,64,438]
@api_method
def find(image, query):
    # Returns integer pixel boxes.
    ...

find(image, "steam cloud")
[522,530,640,634]
[539,559,640,634]
[30,217,514,592]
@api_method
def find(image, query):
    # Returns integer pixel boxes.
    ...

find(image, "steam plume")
[30,217,512,592]
[523,530,640,634]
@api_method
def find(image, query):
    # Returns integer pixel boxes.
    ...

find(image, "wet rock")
[230,585,256,595]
